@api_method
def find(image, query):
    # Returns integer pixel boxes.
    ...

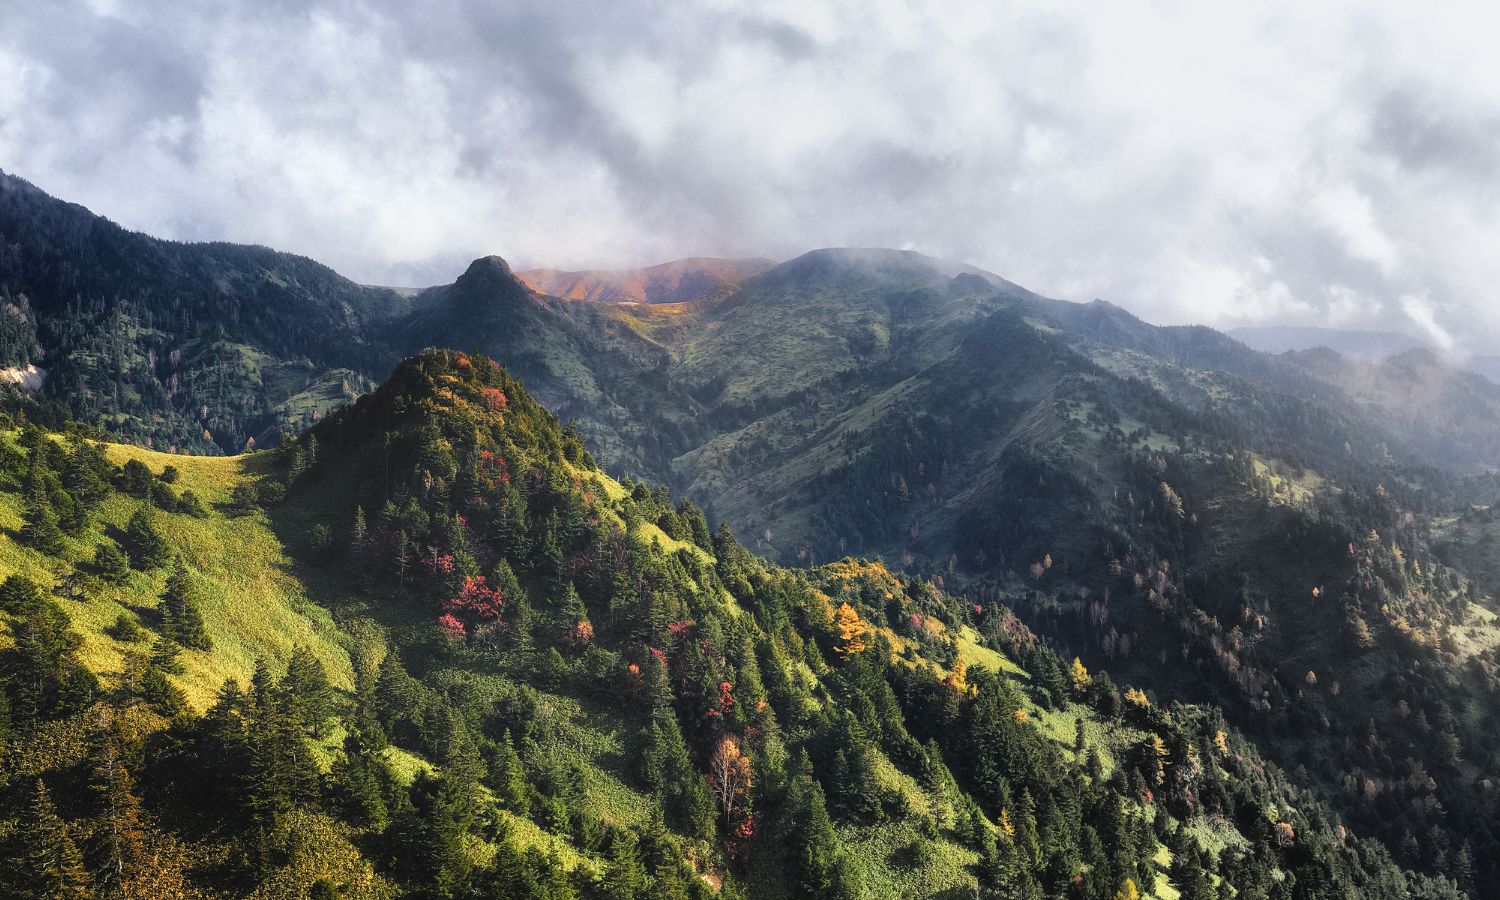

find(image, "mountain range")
[516,258,777,305]
[3,169,1500,897]
[1230,325,1500,384]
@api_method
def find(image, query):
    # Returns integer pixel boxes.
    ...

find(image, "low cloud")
[3,1,1500,348]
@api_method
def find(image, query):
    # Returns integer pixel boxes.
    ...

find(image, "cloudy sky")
[4,1,1500,349]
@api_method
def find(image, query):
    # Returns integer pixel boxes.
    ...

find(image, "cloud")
[1400,294,1456,353]
[3,1,1500,347]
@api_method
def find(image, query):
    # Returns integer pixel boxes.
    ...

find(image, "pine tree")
[93,540,131,584]
[13,595,94,722]
[600,830,647,900]
[399,773,475,898]
[20,488,65,555]
[244,660,317,868]
[93,724,148,897]
[283,646,334,736]
[55,490,87,536]
[159,559,210,650]
[149,636,185,675]
[0,573,45,615]
[1452,840,1476,897]
[141,663,188,719]
[63,443,110,508]
[332,733,391,830]
[490,730,528,811]
[787,763,844,897]
[349,505,368,569]
[123,509,169,571]
[20,780,91,899]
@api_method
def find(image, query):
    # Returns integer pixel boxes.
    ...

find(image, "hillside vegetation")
[0,351,1460,899]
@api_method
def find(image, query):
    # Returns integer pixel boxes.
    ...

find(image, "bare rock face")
[0,363,45,392]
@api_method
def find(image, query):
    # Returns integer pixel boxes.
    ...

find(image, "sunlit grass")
[0,440,354,710]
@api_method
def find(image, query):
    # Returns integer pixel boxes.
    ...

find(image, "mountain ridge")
[518,257,777,304]
[7,173,1500,894]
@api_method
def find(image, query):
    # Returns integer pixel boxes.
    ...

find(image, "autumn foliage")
[832,602,868,658]
[708,735,754,857]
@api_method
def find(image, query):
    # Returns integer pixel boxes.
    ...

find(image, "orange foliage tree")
[709,735,752,822]
[832,602,868,658]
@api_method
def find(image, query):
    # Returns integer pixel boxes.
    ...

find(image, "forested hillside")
[8,175,1500,897]
[0,171,405,454]
[389,251,1500,897]
[0,351,1465,898]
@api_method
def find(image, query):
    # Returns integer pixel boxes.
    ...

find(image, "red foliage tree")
[438,614,467,640]
[566,619,594,650]
[481,387,508,411]
[440,575,504,638]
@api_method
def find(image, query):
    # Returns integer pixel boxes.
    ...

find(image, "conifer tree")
[283,646,334,736]
[123,509,169,571]
[63,443,110,508]
[93,539,131,584]
[0,573,45,614]
[159,559,210,650]
[490,729,528,811]
[92,724,148,897]
[20,488,65,555]
[786,761,848,897]
[13,594,95,722]
[55,490,87,536]
[332,733,391,830]
[149,635,185,675]
[19,780,91,899]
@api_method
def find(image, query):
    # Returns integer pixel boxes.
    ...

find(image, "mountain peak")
[460,254,518,282]
[448,254,532,305]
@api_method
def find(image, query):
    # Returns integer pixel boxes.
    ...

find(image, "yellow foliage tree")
[998,808,1016,838]
[945,658,971,695]
[1214,730,1230,755]
[1070,657,1093,692]
[1114,879,1141,900]
[1150,734,1170,786]
[1124,687,1150,709]
[832,602,868,658]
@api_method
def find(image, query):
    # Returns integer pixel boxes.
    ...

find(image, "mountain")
[1229,325,1429,361]
[517,257,777,304]
[1230,325,1500,387]
[7,175,1500,895]
[0,170,409,454]
[398,247,1500,894]
[2,350,1459,899]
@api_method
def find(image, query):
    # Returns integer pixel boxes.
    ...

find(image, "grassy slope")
[0,437,353,709]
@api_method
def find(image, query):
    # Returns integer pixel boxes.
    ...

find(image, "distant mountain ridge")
[1231,324,1500,383]
[1229,324,1428,360]
[517,256,777,304]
